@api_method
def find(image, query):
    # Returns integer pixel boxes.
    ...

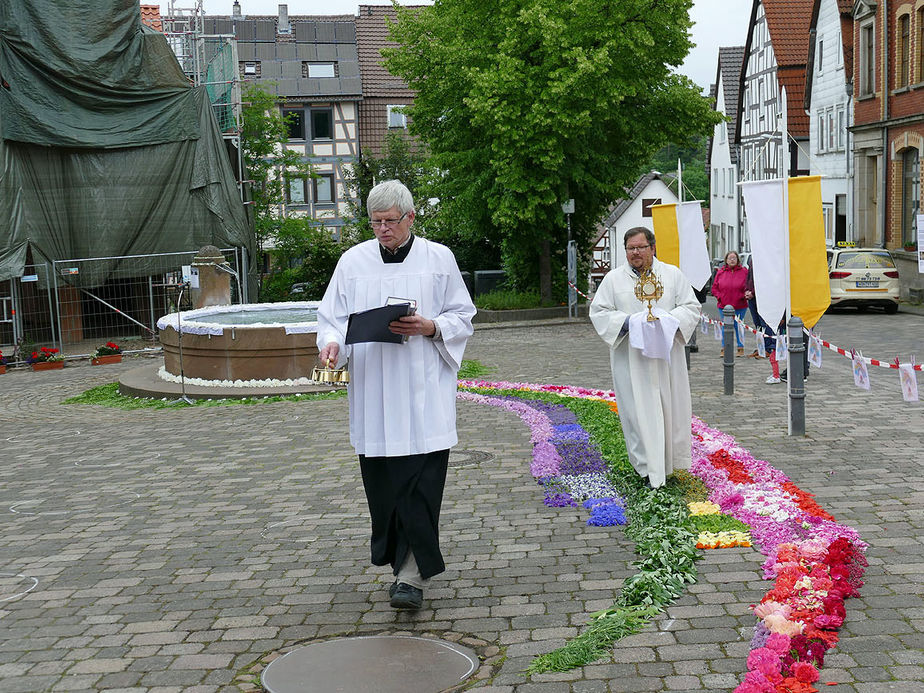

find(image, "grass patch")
[474,289,544,310]
[63,383,347,408]
[458,359,494,379]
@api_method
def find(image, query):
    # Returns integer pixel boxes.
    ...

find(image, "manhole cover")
[261,635,478,693]
[448,449,495,468]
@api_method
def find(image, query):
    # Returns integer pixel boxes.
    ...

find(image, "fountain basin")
[156,302,321,383]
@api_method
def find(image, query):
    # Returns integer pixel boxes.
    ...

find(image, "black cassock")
[359,449,449,580]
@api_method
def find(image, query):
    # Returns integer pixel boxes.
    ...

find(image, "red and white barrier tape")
[700,314,922,371]
[567,281,593,301]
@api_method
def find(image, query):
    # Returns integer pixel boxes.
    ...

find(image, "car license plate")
[856,280,879,288]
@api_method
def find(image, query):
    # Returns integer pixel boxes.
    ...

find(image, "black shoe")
[388,581,398,599]
[390,582,423,610]
[780,370,787,382]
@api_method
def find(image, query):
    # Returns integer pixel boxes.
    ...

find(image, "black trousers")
[358,449,449,580]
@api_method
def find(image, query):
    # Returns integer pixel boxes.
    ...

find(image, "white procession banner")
[677,201,712,291]
[740,179,787,329]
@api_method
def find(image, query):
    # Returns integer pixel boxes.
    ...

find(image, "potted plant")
[0,350,7,375]
[91,341,122,366]
[903,241,918,252]
[28,346,64,371]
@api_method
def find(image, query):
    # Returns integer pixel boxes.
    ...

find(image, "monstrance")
[633,266,664,321]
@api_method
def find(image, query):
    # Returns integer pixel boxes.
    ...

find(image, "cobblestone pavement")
[0,308,921,692]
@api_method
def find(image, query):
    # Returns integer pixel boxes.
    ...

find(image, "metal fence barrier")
[0,248,241,362]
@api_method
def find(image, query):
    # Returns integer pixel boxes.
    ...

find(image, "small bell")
[312,358,348,384]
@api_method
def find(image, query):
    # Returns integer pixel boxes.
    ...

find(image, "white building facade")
[708,46,745,260]
[805,0,853,246]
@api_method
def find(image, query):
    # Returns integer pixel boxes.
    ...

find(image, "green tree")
[340,132,502,272]
[646,136,710,205]
[259,217,344,301]
[385,0,720,300]
[240,83,313,256]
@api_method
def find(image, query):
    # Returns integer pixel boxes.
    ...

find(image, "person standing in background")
[710,251,749,357]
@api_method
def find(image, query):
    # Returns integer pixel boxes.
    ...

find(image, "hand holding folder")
[345,301,416,344]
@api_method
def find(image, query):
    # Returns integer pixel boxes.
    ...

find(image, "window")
[837,106,845,150]
[902,148,920,245]
[387,105,408,129]
[817,38,824,74]
[859,22,875,96]
[641,198,660,217]
[712,170,718,197]
[283,109,305,140]
[919,8,924,83]
[817,110,826,153]
[241,61,260,77]
[287,177,307,204]
[303,62,336,78]
[898,15,910,88]
[314,174,335,204]
[827,109,836,151]
[311,108,332,140]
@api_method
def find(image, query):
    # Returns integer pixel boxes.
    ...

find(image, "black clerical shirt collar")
[380,234,414,263]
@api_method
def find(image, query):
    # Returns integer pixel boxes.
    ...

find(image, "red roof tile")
[355,5,424,98]
[140,4,162,32]
[762,0,813,67]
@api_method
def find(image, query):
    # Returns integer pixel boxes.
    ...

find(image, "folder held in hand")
[345,302,415,344]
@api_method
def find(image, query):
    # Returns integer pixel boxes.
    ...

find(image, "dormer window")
[303,62,336,78]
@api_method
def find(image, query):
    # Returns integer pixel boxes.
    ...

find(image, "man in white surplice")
[590,227,701,489]
[317,180,476,610]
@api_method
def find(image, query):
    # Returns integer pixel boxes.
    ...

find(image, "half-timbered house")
[204,6,361,238]
[737,0,813,245]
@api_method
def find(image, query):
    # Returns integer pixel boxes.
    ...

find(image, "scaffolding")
[163,0,244,194]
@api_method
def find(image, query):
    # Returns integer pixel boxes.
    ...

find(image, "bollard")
[684,343,691,370]
[787,316,806,436]
[723,305,735,395]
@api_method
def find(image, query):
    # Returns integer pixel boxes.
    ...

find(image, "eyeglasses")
[626,244,651,254]
[370,212,408,228]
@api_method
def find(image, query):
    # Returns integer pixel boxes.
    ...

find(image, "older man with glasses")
[316,179,476,610]
[589,227,701,489]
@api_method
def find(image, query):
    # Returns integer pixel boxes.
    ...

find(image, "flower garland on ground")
[690,417,868,693]
[459,380,867,688]
[456,391,626,527]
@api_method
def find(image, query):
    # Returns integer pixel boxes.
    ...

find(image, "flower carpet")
[458,379,868,691]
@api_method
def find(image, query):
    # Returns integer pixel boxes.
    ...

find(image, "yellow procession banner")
[650,201,711,290]
[788,176,830,329]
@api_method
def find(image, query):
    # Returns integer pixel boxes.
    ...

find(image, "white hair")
[367,179,414,216]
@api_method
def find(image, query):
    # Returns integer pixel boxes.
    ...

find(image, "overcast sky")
[198,0,753,92]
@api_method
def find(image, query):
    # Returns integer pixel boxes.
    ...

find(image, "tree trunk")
[539,239,552,304]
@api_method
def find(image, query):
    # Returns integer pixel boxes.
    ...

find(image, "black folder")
[345,303,414,344]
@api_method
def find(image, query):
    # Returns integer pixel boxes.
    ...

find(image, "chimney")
[278,4,290,33]
[232,0,241,17]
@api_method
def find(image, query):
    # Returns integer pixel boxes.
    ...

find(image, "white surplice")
[589,258,701,488]
[316,237,476,457]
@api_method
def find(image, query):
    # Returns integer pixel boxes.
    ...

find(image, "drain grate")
[448,449,495,468]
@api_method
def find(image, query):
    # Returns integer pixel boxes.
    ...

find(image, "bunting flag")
[650,201,712,291]
[740,175,830,330]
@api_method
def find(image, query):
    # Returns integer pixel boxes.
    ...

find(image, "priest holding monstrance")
[590,228,701,488]
[317,180,476,610]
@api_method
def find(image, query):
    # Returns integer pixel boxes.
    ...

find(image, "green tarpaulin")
[0,0,254,284]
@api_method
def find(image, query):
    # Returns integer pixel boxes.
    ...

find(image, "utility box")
[474,270,505,296]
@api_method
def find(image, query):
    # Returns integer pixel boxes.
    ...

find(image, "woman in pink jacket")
[711,250,749,356]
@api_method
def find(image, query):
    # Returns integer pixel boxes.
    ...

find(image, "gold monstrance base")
[633,266,664,321]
